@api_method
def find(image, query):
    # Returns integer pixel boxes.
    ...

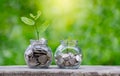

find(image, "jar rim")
[60,40,78,42]
[60,40,78,46]
[30,38,47,45]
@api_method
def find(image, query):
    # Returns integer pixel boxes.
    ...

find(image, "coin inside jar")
[55,53,81,67]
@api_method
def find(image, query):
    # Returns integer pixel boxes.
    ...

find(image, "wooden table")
[0,65,120,76]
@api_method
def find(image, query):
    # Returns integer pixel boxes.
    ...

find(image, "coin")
[38,55,48,64]
[75,55,80,62]
[69,58,76,65]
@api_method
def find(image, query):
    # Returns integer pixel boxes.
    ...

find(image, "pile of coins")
[55,53,82,67]
[25,45,52,68]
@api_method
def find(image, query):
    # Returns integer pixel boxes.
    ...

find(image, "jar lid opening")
[30,38,47,45]
[60,40,78,46]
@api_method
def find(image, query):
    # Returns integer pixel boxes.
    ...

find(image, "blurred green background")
[0,0,120,65]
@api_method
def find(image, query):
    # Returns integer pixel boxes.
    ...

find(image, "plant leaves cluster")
[21,11,41,25]
[20,11,49,40]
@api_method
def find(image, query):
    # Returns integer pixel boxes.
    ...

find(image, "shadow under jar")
[25,38,52,68]
[55,40,82,69]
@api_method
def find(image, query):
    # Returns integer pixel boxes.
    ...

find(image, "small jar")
[24,38,52,68]
[55,40,82,69]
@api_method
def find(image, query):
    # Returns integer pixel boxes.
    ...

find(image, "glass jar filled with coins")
[55,40,82,69]
[25,38,52,68]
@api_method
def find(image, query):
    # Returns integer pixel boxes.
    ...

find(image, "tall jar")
[24,38,52,68]
[55,40,82,69]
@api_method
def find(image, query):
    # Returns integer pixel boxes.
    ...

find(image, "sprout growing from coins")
[21,11,52,68]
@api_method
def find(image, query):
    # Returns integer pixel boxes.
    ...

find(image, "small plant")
[21,11,49,40]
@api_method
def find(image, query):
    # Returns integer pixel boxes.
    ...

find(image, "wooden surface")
[0,65,120,76]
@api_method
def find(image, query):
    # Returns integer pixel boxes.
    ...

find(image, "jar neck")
[61,40,78,47]
[30,38,47,45]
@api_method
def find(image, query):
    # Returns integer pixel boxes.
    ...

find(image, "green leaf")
[21,17,35,25]
[30,13,36,19]
[39,21,49,34]
[35,11,41,20]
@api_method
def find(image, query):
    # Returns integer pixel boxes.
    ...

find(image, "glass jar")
[55,40,82,69]
[24,38,52,68]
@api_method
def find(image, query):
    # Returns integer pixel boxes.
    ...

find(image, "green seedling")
[21,11,49,40]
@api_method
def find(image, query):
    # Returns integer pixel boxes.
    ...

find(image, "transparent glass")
[24,38,52,68]
[55,40,82,69]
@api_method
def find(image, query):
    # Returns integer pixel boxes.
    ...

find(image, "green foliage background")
[0,0,120,65]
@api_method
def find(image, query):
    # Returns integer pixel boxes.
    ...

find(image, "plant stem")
[67,40,68,53]
[34,22,39,40]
